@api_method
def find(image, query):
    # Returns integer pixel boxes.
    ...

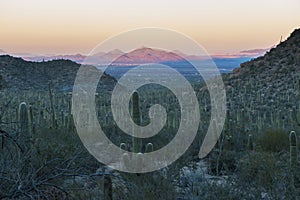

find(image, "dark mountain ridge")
[0,55,116,92]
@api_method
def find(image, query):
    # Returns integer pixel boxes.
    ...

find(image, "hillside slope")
[0,55,116,92]
[223,28,300,133]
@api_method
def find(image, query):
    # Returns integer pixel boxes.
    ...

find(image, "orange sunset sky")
[0,0,299,55]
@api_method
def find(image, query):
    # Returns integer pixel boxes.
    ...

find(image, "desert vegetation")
[1,28,300,199]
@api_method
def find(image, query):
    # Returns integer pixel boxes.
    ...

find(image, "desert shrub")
[116,172,176,200]
[237,152,277,189]
[0,123,104,199]
[257,129,289,152]
[179,173,262,200]
[237,151,297,198]
[187,182,265,200]
[208,149,240,175]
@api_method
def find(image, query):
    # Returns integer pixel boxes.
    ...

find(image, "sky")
[0,0,299,55]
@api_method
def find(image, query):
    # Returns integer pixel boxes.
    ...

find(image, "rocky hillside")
[0,55,116,92]
[227,28,300,80]
[223,28,300,133]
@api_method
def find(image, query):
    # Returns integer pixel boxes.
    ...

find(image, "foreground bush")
[258,129,289,152]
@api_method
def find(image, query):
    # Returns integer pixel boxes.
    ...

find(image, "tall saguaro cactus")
[122,92,155,171]
[48,81,57,129]
[295,79,300,126]
[290,131,297,169]
[103,175,112,200]
[19,102,29,137]
[290,131,300,198]
[0,74,3,89]
[28,105,35,137]
[18,102,34,148]
[247,134,254,151]
[131,91,142,153]
[145,143,154,153]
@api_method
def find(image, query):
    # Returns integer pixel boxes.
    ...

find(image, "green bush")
[237,151,297,198]
[258,129,289,152]
[237,152,277,189]
[208,150,239,175]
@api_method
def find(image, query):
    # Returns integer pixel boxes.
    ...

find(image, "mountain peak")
[111,47,184,65]
[107,49,124,55]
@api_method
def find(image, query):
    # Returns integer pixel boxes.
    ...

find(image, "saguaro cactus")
[290,131,300,198]
[122,92,156,171]
[48,81,57,129]
[295,80,300,126]
[290,131,297,169]
[145,142,154,153]
[19,102,29,137]
[103,175,112,200]
[131,91,142,153]
[120,143,127,151]
[247,134,254,151]
[28,105,35,137]
[18,102,34,148]
[0,74,3,89]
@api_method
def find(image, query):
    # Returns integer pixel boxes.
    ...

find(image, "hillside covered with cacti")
[222,28,300,135]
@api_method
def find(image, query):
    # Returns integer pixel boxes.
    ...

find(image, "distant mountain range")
[0,47,270,66]
[27,54,86,63]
